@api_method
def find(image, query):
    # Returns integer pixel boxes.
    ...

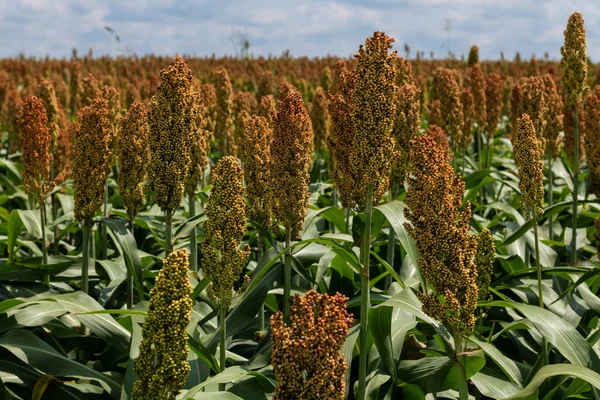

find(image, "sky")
[0,0,598,61]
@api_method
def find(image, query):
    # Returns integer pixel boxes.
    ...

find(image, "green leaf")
[7,210,23,262]
[0,330,122,398]
[184,366,249,398]
[470,336,522,387]
[102,218,144,302]
[368,306,396,383]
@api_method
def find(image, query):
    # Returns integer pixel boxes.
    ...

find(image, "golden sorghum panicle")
[69,61,82,115]
[119,101,150,220]
[351,32,398,209]
[564,101,586,163]
[460,88,475,154]
[528,55,540,77]
[6,88,21,153]
[310,87,330,153]
[327,63,360,210]
[404,131,478,335]
[270,290,353,400]
[272,92,313,237]
[474,228,495,301]
[19,96,52,200]
[428,99,442,127]
[585,85,600,196]
[148,56,196,215]
[467,64,486,130]
[485,73,504,138]
[39,78,60,148]
[468,45,479,67]
[81,73,101,107]
[427,124,450,157]
[202,156,250,309]
[514,114,545,219]
[102,85,121,137]
[54,107,72,180]
[561,12,587,109]
[510,81,524,133]
[215,66,235,156]
[132,249,192,400]
[330,60,347,94]
[239,114,273,229]
[519,76,547,147]
[390,83,421,195]
[277,80,298,103]
[432,67,463,149]
[396,57,414,86]
[258,94,277,129]
[542,74,564,159]
[73,99,113,225]
[233,89,256,146]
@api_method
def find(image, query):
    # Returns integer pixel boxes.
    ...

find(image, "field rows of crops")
[0,11,599,400]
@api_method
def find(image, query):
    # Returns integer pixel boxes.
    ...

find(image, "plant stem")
[454,334,469,400]
[384,223,395,292]
[219,304,227,391]
[533,214,543,308]
[81,223,91,294]
[165,210,172,257]
[283,227,292,319]
[126,216,134,309]
[100,181,108,259]
[189,192,197,272]
[345,208,351,235]
[358,186,373,400]
[571,106,579,266]
[331,187,338,234]
[40,197,49,286]
[257,232,265,331]
[548,157,554,240]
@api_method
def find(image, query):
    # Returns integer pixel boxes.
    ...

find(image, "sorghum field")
[0,12,599,400]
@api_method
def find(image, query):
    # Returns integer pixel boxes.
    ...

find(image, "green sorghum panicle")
[239,114,273,230]
[519,76,547,148]
[404,131,478,335]
[271,92,313,238]
[327,62,359,210]
[73,99,113,225]
[351,31,398,210]
[542,74,564,159]
[474,228,495,301]
[514,114,545,220]
[202,156,250,309]
[561,12,587,109]
[19,96,52,200]
[390,83,421,193]
[468,45,479,67]
[271,290,354,400]
[132,249,193,400]
[119,101,150,219]
[148,56,196,215]
[585,85,600,196]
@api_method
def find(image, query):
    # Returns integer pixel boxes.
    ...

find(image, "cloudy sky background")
[0,0,598,61]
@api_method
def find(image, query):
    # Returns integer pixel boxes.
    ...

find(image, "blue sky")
[0,0,598,61]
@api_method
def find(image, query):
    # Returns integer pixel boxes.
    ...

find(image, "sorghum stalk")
[148,57,196,256]
[514,114,545,307]
[561,12,587,265]
[283,228,292,318]
[19,96,53,282]
[351,32,398,400]
[131,249,192,400]
[202,156,250,388]
[271,92,312,318]
[73,99,113,293]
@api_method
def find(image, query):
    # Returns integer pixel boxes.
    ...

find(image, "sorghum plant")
[131,249,193,400]
[585,86,600,197]
[215,66,235,156]
[271,290,353,400]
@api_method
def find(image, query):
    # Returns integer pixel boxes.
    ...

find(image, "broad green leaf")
[7,210,23,262]
[184,366,249,398]
[368,306,396,382]
[470,337,522,387]
[0,330,122,398]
